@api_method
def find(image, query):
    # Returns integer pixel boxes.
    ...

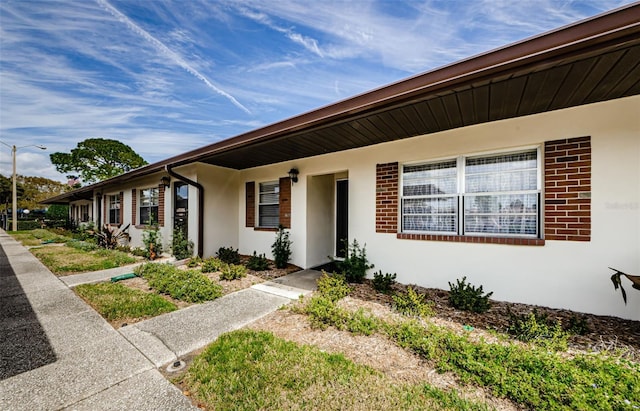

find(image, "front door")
[335,179,348,258]
[174,183,188,233]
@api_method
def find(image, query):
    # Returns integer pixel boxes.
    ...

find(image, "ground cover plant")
[177,329,490,411]
[75,282,176,321]
[135,263,222,303]
[294,278,640,411]
[29,245,136,275]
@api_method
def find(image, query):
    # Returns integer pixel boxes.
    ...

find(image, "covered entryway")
[306,171,348,268]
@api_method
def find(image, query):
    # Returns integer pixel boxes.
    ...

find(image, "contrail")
[96,0,251,114]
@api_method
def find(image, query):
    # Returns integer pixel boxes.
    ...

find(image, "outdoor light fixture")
[288,168,299,183]
[161,176,171,187]
[0,142,46,231]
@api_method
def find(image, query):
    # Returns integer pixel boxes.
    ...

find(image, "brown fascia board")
[47,3,640,202]
[164,2,640,166]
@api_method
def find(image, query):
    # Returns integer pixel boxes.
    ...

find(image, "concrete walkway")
[0,230,320,410]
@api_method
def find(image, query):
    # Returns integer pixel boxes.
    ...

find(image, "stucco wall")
[236,96,639,320]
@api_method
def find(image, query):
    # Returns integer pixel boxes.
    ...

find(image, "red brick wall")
[279,177,291,229]
[245,182,255,227]
[131,188,137,225]
[158,184,165,227]
[119,191,124,225]
[376,162,399,233]
[544,136,591,241]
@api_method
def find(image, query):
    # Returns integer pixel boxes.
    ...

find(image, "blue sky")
[0,0,632,183]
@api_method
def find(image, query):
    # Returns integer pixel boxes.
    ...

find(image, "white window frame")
[108,194,121,225]
[258,181,280,228]
[139,187,159,225]
[401,146,542,238]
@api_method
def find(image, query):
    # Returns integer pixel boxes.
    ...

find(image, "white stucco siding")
[236,95,639,319]
[195,163,239,258]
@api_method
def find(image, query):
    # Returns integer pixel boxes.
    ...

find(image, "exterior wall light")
[161,176,171,187]
[288,168,299,183]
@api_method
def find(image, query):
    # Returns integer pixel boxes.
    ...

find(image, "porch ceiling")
[198,37,640,170]
[41,4,640,205]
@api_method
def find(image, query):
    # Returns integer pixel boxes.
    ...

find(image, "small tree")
[142,224,163,260]
[271,225,292,269]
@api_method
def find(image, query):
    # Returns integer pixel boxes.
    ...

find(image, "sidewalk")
[0,230,319,410]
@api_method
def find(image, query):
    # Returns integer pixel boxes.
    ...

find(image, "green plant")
[246,251,270,271]
[316,271,352,302]
[220,263,247,281]
[271,225,292,268]
[130,247,147,257]
[135,263,222,303]
[372,270,397,293]
[448,276,493,313]
[171,228,194,260]
[216,246,240,264]
[392,287,434,317]
[65,239,99,252]
[507,309,568,351]
[141,224,162,260]
[337,239,374,283]
[566,314,590,336]
[201,257,226,273]
[187,256,202,268]
[74,282,176,321]
[93,223,131,250]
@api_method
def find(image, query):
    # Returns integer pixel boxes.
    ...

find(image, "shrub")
[216,246,240,264]
[201,257,225,273]
[337,239,374,283]
[141,225,163,260]
[448,276,493,313]
[65,239,99,252]
[372,270,396,293]
[346,308,380,336]
[172,228,194,260]
[130,247,147,257]
[566,314,590,336]
[187,256,202,268]
[304,295,344,330]
[94,223,131,250]
[246,251,270,271]
[136,263,222,303]
[272,226,292,268]
[507,309,568,351]
[316,272,352,302]
[220,263,247,281]
[392,287,434,318]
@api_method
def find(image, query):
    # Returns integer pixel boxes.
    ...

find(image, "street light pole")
[1,142,46,231]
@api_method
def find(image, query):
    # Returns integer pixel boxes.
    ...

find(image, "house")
[44,4,640,320]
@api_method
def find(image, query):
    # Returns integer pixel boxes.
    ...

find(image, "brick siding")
[245,182,255,227]
[158,184,165,227]
[279,177,292,229]
[376,162,399,233]
[131,188,137,225]
[544,136,591,241]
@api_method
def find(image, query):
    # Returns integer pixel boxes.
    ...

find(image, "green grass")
[11,229,71,246]
[299,288,640,411]
[178,329,489,411]
[75,282,177,321]
[30,246,136,275]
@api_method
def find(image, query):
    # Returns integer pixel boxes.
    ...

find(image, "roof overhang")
[46,3,640,203]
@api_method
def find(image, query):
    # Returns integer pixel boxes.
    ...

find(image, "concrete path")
[0,229,320,410]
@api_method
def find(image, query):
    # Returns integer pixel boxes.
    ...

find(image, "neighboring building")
[44,5,640,320]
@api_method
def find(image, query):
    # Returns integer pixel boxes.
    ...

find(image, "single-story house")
[44,4,640,320]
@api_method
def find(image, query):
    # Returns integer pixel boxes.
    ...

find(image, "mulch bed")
[349,279,640,359]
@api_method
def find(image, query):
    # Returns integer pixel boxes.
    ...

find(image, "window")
[108,194,120,225]
[80,204,90,222]
[402,149,540,237]
[258,181,279,228]
[139,187,159,225]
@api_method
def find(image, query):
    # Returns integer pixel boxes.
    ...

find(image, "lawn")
[177,329,489,411]
[30,246,136,275]
[75,282,177,322]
